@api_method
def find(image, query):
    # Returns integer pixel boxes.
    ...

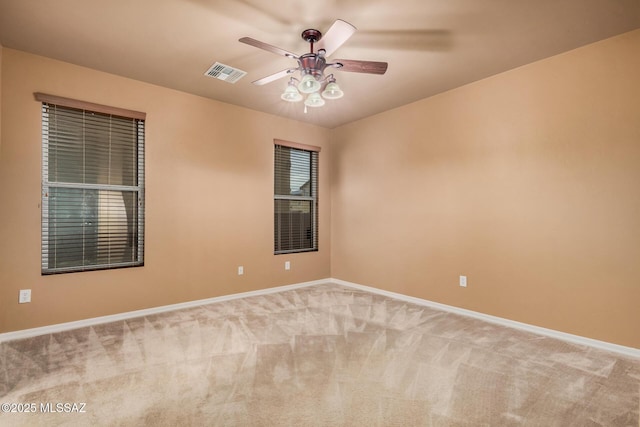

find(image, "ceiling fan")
[239,19,388,109]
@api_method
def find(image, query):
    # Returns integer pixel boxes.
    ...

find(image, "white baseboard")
[2,277,638,359]
[0,279,326,343]
[330,278,640,359]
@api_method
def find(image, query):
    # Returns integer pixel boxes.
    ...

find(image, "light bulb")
[304,92,325,107]
[281,85,302,102]
[321,82,344,99]
[298,74,321,94]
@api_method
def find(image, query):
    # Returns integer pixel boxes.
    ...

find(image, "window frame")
[274,139,320,255]
[36,93,146,274]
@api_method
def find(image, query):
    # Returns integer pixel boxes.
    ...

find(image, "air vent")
[204,62,247,84]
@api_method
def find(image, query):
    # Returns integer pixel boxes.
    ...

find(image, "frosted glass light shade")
[304,92,325,107]
[298,74,321,94]
[281,85,302,102]
[321,82,344,99]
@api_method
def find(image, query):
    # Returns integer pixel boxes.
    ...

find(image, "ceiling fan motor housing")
[298,53,326,79]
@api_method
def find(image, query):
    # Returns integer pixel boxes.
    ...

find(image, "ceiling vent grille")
[204,62,247,84]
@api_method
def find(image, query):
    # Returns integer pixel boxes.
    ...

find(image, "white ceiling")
[1,0,639,128]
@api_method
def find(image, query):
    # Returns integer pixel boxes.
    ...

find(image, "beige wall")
[331,30,640,348]
[0,43,3,157]
[0,49,331,333]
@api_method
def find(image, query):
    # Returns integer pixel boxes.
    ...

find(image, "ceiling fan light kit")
[240,19,387,112]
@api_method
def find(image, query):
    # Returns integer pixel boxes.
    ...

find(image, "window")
[38,93,145,274]
[274,140,319,254]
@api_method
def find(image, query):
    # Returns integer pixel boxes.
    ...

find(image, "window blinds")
[274,143,319,254]
[40,98,145,274]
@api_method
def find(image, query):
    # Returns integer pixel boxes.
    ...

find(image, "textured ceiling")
[1,0,639,128]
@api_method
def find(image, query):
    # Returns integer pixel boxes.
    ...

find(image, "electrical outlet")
[19,289,31,303]
[238,266,244,276]
[459,276,467,288]
[285,261,290,271]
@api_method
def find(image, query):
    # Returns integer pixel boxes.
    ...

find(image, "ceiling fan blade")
[316,19,356,56]
[252,68,298,85]
[239,37,298,59]
[333,59,388,75]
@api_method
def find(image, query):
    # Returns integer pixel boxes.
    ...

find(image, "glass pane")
[101,115,138,186]
[47,187,137,270]
[48,112,85,183]
[274,199,313,252]
[95,190,138,265]
[48,187,99,269]
[47,107,138,186]
[275,146,311,196]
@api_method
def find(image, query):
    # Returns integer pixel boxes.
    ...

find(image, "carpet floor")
[0,283,638,426]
